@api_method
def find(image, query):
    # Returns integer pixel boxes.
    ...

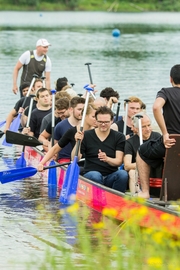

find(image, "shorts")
[138,136,165,169]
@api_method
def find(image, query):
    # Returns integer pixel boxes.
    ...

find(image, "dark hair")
[170,65,180,84]
[36,87,50,98]
[70,96,85,108]
[56,77,68,91]
[19,82,30,92]
[95,106,114,120]
[55,98,69,110]
[100,87,119,101]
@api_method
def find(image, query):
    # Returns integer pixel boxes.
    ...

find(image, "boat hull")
[24,146,180,236]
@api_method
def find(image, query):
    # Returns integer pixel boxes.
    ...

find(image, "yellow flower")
[92,221,104,229]
[152,231,164,244]
[66,202,79,213]
[160,213,175,222]
[110,245,118,252]
[147,257,163,268]
[102,208,118,218]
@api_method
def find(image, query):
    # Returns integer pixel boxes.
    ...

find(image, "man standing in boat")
[72,106,128,193]
[12,38,52,97]
[136,64,180,199]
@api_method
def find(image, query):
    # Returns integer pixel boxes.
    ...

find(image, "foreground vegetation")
[1,0,180,12]
[27,201,180,269]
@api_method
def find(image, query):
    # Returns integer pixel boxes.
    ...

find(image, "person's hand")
[107,97,118,108]
[163,133,176,148]
[18,107,24,114]
[37,163,44,172]
[22,127,30,135]
[98,149,108,162]
[13,85,18,95]
[74,131,84,142]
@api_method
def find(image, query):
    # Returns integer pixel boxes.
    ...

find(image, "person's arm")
[98,149,124,167]
[4,109,17,132]
[153,97,175,148]
[107,97,118,109]
[71,131,83,161]
[124,154,136,171]
[44,71,51,90]
[37,143,61,172]
[12,61,23,94]
[38,130,51,152]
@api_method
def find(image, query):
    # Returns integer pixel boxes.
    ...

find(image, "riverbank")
[1,1,180,12]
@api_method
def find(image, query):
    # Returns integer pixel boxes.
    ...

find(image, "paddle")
[2,74,38,147]
[123,99,130,135]
[115,102,121,121]
[59,85,93,205]
[48,89,57,196]
[16,95,35,168]
[0,161,72,184]
[85,62,96,100]
[6,130,43,147]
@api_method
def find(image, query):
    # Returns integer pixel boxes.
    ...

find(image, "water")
[0,11,180,268]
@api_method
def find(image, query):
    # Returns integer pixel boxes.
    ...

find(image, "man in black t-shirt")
[124,112,161,193]
[73,106,128,193]
[136,64,180,199]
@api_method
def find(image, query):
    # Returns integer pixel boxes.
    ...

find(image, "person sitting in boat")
[38,97,70,152]
[52,96,85,164]
[136,64,180,199]
[55,77,77,98]
[111,96,145,138]
[124,112,161,194]
[22,87,51,138]
[71,106,128,193]
[100,87,119,110]
[4,78,43,133]
[37,102,97,172]
[39,90,71,135]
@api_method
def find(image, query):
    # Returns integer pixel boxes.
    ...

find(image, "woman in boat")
[37,102,97,172]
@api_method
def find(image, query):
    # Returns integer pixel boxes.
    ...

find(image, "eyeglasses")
[97,120,111,125]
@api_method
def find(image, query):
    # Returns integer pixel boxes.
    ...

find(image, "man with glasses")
[38,97,70,152]
[73,106,128,193]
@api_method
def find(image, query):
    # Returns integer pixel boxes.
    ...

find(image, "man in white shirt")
[12,38,52,96]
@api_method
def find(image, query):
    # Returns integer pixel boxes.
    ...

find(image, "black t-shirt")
[115,119,133,135]
[81,129,125,176]
[157,87,180,134]
[124,131,161,163]
[46,117,62,134]
[30,108,51,138]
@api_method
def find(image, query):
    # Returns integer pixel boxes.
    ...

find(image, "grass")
[26,201,180,269]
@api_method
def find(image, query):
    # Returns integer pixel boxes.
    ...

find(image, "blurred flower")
[147,257,163,268]
[102,208,118,218]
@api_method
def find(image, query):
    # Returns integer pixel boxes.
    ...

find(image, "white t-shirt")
[19,50,52,72]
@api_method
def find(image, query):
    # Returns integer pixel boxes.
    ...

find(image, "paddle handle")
[43,158,85,170]
[21,74,38,109]
[115,102,121,122]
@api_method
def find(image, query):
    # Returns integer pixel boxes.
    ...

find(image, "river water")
[0,11,180,268]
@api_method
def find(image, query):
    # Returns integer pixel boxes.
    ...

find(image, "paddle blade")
[59,156,80,205]
[0,120,6,128]
[15,152,27,168]
[0,167,37,184]
[2,114,21,147]
[48,160,57,185]
[6,130,43,147]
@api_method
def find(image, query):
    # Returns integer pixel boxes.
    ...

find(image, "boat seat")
[160,134,180,201]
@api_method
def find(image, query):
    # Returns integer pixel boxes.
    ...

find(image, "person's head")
[93,97,106,108]
[56,77,68,92]
[95,106,114,132]
[170,65,180,85]
[83,103,97,128]
[19,82,30,97]
[131,112,152,140]
[33,78,43,93]
[69,96,85,121]
[55,90,71,101]
[36,87,51,107]
[124,96,144,118]
[100,87,120,102]
[55,98,70,120]
[36,38,51,55]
